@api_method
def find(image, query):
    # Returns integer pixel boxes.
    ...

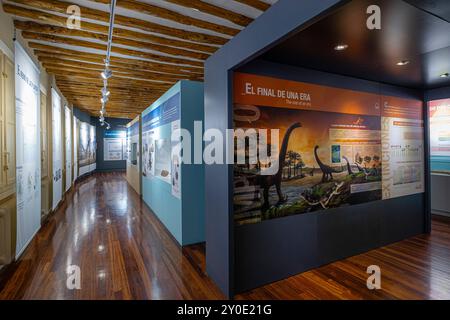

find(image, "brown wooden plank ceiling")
[2,0,276,119]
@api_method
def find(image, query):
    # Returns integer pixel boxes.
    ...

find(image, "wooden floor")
[0,172,449,300]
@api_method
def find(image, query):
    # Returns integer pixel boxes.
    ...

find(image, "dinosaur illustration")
[355,162,370,180]
[342,156,354,175]
[314,145,341,182]
[258,122,302,209]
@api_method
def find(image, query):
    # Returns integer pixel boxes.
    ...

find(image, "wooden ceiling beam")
[66,96,154,104]
[35,51,203,78]
[45,65,176,84]
[65,98,157,105]
[70,106,146,115]
[66,101,150,110]
[55,82,170,94]
[21,31,204,67]
[35,50,202,75]
[57,87,162,96]
[3,4,217,53]
[91,0,240,36]
[9,0,228,45]
[56,86,163,96]
[14,20,210,60]
[68,102,144,110]
[165,0,253,27]
[62,93,162,101]
[65,99,156,106]
[76,108,137,119]
[29,43,203,73]
[54,75,173,89]
[39,58,198,82]
[56,82,166,94]
[234,0,271,11]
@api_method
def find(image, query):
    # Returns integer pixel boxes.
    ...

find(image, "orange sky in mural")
[235,106,381,167]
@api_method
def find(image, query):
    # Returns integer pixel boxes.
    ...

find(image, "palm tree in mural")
[295,155,305,177]
[286,150,296,178]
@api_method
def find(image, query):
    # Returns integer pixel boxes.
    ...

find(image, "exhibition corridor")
[1,0,450,307]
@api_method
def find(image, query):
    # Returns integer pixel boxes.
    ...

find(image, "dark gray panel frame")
[235,194,424,292]
[425,86,450,101]
[205,0,348,298]
[233,60,429,292]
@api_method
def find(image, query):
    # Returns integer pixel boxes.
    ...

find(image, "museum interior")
[0,0,449,300]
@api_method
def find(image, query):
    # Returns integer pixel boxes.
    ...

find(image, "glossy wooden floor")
[0,172,449,300]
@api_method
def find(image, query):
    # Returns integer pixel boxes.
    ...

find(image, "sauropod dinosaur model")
[258,122,302,209]
[314,145,341,182]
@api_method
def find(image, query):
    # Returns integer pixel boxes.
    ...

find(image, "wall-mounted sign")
[104,131,126,161]
[142,93,180,189]
[78,121,96,176]
[64,106,72,192]
[381,96,424,200]
[15,42,41,257]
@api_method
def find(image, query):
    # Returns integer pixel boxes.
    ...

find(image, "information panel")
[103,130,126,161]
[429,98,450,157]
[15,42,41,257]
[78,121,96,176]
[51,88,62,210]
[381,96,424,199]
[73,117,78,178]
[64,106,72,191]
[142,92,181,198]
[233,73,424,225]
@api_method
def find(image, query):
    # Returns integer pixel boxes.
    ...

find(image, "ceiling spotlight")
[334,44,348,51]
[396,60,410,66]
[101,87,110,96]
[101,95,109,104]
[440,72,449,78]
[101,68,112,80]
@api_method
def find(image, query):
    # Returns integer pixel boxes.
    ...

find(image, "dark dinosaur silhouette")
[342,156,354,175]
[314,145,341,182]
[258,122,302,209]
